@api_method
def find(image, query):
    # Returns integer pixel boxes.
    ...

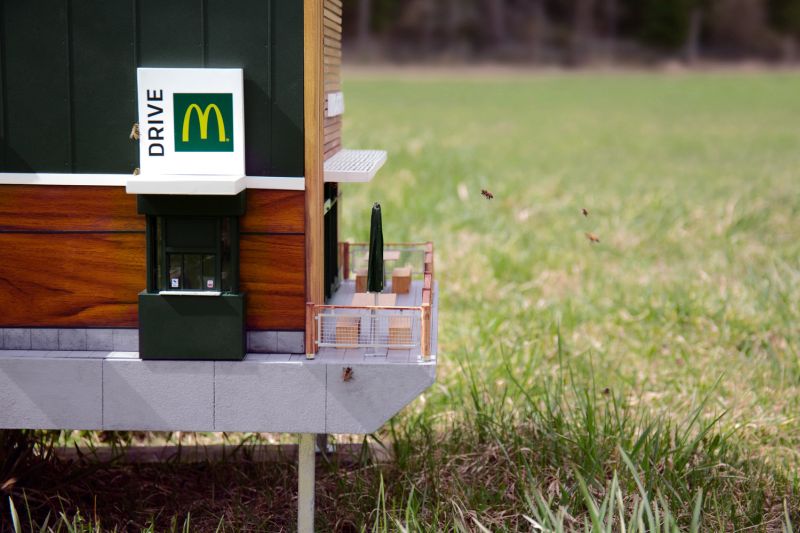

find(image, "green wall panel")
[137,0,203,67]
[205,0,272,176]
[271,0,304,177]
[0,0,304,177]
[0,1,5,169]
[2,2,71,172]
[71,1,138,173]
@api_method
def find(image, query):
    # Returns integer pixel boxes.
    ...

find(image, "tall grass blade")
[9,497,22,533]
[689,489,703,533]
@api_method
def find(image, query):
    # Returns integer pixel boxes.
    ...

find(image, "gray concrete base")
[0,329,304,354]
[0,287,437,434]
[0,350,436,434]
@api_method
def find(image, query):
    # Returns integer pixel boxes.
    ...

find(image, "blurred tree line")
[342,0,800,63]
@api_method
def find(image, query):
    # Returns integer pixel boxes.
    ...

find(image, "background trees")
[341,0,800,63]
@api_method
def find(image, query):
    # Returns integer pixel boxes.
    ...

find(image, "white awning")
[324,149,387,183]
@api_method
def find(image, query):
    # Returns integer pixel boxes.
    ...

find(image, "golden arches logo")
[181,103,226,143]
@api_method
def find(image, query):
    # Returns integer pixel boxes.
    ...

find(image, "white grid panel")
[317,309,421,349]
[324,149,387,182]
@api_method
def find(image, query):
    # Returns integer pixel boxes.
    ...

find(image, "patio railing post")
[421,304,431,361]
[305,302,316,359]
[342,241,350,280]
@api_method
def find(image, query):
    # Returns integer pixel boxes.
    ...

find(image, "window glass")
[156,218,164,290]
[202,254,216,290]
[153,216,233,292]
[168,254,183,289]
[166,217,217,249]
[220,217,231,292]
[184,254,203,290]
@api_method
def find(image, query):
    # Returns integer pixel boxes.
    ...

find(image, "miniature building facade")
[0,1,318,359]
[0,0,437,437]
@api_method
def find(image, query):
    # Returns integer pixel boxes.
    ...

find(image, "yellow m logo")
[181,103,226,143]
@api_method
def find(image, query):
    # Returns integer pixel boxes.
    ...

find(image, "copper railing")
[306,242,434,360]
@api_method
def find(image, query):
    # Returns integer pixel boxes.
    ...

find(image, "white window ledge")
[127,174,245,195]
[324,149,387,183]
[158,291,222,297]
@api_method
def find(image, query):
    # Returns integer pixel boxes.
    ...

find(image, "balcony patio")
[306,242,438,364]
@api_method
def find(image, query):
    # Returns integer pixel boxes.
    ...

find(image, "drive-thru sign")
[137,68,245,177]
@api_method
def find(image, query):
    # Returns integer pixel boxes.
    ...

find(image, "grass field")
[339,71,800,531]
[4,71,800,531]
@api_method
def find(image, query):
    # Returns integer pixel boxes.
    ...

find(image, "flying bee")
[129,122,140,141]
[481,189,494,200]
[581,208,589,217]
[342,366,354,382]
[585,232,600,243]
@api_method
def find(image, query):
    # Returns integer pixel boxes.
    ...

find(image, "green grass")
[339,71,800,530]
[4,71,800,531]
[342,71,800,463]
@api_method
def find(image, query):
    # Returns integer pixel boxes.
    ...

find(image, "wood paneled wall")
[0,186,145,327]
[242,190,305,330]
[0,186,306,331]
[323,0,343,161]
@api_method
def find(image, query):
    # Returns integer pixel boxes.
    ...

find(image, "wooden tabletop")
[351,292,397,306]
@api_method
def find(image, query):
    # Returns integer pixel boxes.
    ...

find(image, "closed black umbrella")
[366,202,384,295]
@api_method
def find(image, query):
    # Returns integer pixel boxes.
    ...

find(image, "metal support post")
[298,433,316,532]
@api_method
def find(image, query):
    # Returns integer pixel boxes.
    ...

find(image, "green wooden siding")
[0,0,303,177]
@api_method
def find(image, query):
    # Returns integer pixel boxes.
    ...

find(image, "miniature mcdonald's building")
[0,1,438,437]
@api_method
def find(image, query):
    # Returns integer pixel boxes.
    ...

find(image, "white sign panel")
[326,91,345,117]
[137,68,245,176]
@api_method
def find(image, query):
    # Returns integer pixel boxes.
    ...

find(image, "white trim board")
[0,173,305,191]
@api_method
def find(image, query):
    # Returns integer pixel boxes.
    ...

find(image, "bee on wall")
[129,122,140,141]
[342,366,354,382]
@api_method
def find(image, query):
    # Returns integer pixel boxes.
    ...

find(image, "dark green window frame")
[146,215,239,294]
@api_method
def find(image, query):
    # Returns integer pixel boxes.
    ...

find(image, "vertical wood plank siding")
[322,0,343,161]
[304,0,325,319]
[0,0,303,178]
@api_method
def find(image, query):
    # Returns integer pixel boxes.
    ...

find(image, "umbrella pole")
[369,291,378,354]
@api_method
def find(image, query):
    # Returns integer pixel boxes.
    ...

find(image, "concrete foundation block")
[215,360,326,432]
[112,329,138,352]
[4,329,31,350]
[86,329,114,351]
[58,329,87,351]
[326,363,436,434]
[247,331,277,353]
[103,359,214,431]
[276,331,304,354]
[0,356,102,429]
[31,329,59,351]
